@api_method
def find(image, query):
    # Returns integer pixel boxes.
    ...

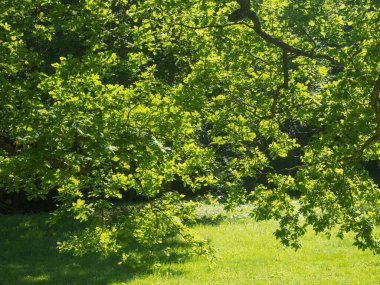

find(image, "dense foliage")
[1,0,379,262]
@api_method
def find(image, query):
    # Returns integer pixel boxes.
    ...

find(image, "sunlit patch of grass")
[126,219,380,285]
[23,274,50,282]
[0,211,379,285]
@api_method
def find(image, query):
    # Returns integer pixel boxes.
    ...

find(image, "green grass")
[0,212,379,285]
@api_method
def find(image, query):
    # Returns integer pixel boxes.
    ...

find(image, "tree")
[0,0,379,263]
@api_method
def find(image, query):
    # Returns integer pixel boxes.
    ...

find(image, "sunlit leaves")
[1,0,380,260]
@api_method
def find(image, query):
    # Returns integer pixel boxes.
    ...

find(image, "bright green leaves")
[71,198,93,222]
[16,0,222,262]
[258,120,300,159]
[59,193,212,265]
[258,120,279,140]
[58,226,121,257]
[2,0,380,262]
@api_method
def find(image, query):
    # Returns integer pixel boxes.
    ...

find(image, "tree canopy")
[1,0,379,262]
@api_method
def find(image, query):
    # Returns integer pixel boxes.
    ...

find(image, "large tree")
[1,0,379,262]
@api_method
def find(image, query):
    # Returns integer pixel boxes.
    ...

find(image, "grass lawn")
[0,212,379,285]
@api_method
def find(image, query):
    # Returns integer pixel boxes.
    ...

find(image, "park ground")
[1,205,379,285]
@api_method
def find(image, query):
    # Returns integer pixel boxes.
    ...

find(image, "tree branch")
[174,22,242,30]
[283,51,289,88]
[353,75,380,160]
[269,51,289,117]
[228,0,340,66]
[370,74,380,138]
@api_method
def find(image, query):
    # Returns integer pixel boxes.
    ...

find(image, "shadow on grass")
[0,214,189,285]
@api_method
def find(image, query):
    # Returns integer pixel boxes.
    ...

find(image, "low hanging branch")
[228,0,340,66]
